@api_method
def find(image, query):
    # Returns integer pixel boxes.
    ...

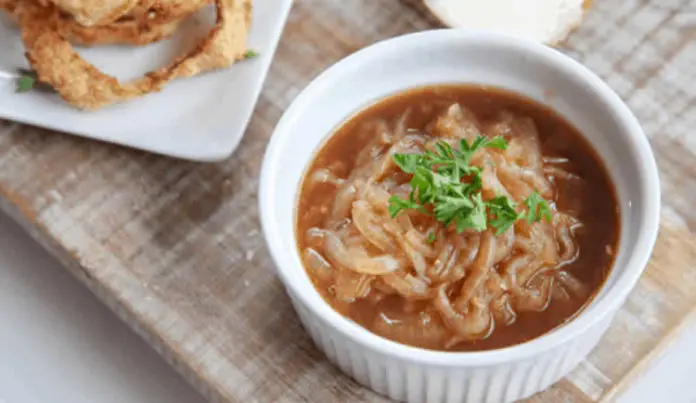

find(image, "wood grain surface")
[1,0,695,401]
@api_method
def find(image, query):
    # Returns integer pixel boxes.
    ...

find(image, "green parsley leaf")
[524,191,552,223]
[455,193,487,232]
[434,141,455,160]
[14,69,55,94]
[462,166,482,195]
[244,50,259,59]
[16,76,35,93]
[457,135,507,166]
[426,232,436,244]
[467,136,486,151]
[393,153,422,173]
[388,135,521,239]
[433,195,474,225]
[487,196,521,235]
[482,136,508,150]
[410,165,433,204]
[388,195,421,218]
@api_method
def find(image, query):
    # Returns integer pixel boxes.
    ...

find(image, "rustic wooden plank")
[1,0,695,401]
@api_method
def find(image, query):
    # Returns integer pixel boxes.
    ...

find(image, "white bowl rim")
[259,29,661,367]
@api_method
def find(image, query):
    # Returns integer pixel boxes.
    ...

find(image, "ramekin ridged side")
[289,293,613,403]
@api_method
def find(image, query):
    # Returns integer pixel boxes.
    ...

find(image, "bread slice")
[423,0,591,46]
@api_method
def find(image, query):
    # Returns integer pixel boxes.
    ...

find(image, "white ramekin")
[259,30,660,403]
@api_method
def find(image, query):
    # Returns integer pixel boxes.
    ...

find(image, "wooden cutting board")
[1,0,695,401]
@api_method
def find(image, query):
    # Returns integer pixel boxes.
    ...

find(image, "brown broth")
[296,85,620,351]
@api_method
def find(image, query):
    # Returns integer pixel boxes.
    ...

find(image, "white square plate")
[0,0,292,161]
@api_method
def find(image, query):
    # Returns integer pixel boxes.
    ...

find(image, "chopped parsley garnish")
[487,195,522,235]
[388,135,552,236]
[524,190,553,223]
[244,49,259,59]
[426,232,436,244]
[14,69,56,94]
[16,76,35,93]
[388,195,423,217]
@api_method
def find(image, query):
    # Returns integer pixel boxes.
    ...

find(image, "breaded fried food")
[60,8,187,46]
[128,0,213,25]
[48,0,139,26]
[65,17,183,46]
[63,0,216,46]
[62,0,215,46]
[14,0,251,109]
[2,0,186,46]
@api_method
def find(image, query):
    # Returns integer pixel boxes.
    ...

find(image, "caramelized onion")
[302,248,333,284]
[298,101,594,347]
[454,230,496,310]
[434,285,493,341]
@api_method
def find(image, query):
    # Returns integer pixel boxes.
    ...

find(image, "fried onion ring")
[14,0,251,110]
[128,0,214,25]
[62,0,216,46]
[48,0,139,27]
[62,13,185,46]
[3,0,188,46]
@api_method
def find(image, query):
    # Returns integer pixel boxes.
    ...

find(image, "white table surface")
[0,210,694,403]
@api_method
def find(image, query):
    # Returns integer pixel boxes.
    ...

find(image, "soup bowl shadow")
[259,30,660,403]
